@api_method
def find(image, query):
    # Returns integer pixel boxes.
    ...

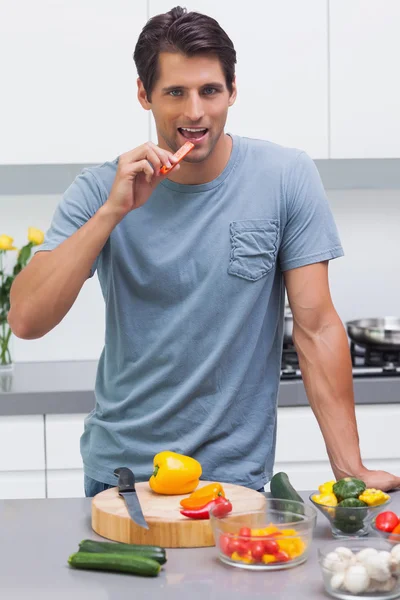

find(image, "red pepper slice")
[180,496,233,520]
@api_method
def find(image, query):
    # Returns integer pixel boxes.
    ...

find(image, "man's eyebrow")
[161,82,225,93]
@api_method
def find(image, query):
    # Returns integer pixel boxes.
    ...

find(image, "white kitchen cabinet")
[149,1,329,158]
[0,415,45,499]
[46,414,86,497]
[0,471,45,499]
[0,415,45,471]
[330,0,400,158]
[45,414,86,470]
[274,405,400,490]
[47,469,84,498]
[0,1,149,164]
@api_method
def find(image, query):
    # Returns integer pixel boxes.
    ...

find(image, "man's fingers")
[121,142,180,172]
[131,159,155,184]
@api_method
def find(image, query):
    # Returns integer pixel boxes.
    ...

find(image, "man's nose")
[183,93,205,122]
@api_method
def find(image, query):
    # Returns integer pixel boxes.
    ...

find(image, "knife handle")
[114,467,135,492]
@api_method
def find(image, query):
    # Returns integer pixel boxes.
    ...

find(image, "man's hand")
[358,468,400,492]
[104,142,181,221]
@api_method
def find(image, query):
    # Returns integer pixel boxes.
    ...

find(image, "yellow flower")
[27,227,44,246]
[0,235,17,251]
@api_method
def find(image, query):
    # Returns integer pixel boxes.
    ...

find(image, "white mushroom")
[356,547,379,564]
[378,550,392,564]
[379,576,397,592]
[330,572,345,590]
[391,544,400,563]
[343,564,370,594]
[323,551,347,573]
[368,576,397,593]
[335,546,355,561]
[364,553,391,582]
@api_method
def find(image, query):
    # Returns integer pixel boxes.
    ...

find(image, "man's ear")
[228,76,237,107]
[137,78,151,110]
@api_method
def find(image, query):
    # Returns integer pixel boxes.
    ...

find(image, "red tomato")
[227,538,250,556]
[263,540,279,555]
[375,511,399,533]
[250,541,265,562]
[239,527,252,538]
[219,534,231,556]
[275,550,290,563]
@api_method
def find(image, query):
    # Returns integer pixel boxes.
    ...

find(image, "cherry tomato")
[275,550,290,563]
[239,527,252,538]
[227,538,250,556]
[219,534,231,556]
[263,540,279,555]
[250,541,265,562]
[375,511,399,533]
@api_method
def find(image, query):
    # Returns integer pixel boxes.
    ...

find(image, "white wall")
[1,187,399,362]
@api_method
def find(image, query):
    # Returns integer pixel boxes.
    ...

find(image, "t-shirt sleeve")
[278,151,344,272]
[34,169,106,277]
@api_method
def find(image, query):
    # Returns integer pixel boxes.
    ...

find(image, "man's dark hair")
[133,6,236,101]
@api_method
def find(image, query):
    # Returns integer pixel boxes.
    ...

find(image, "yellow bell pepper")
[311,492,338,506]
[318,480,336,495]
[358,488,390,507]
[149,450,202,495]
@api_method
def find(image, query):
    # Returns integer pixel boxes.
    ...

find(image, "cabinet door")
[330,0,400,158]
[149,1,329,158]
[47,469,84,498]
[45,414,86,469]
[0,1,149,164]
[0,416,45,471]
[0,471,45,499]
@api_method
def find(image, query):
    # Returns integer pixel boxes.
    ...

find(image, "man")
[8,6,400,497]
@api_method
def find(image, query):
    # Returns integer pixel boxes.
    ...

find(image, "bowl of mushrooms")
[318,538,400,599]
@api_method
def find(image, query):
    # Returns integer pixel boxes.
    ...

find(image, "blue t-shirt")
[38,134,344,490]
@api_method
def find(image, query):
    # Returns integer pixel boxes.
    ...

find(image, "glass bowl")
[209,498,317,570]
[310,493,391,538]
[318,538,400,599]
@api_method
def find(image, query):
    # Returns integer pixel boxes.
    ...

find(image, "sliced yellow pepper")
[180,482,225,508]
[318,480,336,495]
[231,551,254,564]
[311,492,338,506]
[149,451,202,494]
[358,488,390,506]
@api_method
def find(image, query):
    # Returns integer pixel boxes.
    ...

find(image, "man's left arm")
[284,260,400,491]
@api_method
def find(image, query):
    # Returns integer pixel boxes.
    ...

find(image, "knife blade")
[114,467,149,529]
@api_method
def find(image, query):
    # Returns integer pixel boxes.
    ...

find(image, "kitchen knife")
[114,467,149,529]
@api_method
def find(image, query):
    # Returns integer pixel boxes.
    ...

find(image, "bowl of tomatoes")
[209,498,317,570]
[371,510,400,544]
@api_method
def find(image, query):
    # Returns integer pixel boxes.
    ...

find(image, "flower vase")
[0,322,13,372]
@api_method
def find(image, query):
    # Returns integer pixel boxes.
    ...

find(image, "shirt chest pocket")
[228,219,279,281]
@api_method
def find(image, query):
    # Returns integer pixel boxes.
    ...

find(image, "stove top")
[280,342,400,380]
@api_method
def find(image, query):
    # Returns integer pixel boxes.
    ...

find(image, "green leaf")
[17,243,33,268]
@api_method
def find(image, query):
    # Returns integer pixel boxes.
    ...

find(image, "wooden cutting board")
[92,481,266,548]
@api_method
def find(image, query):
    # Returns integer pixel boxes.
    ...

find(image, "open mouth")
[177,127,209,143]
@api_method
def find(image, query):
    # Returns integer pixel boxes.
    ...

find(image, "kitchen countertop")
[1,489,399,599]
[0,360,399,416]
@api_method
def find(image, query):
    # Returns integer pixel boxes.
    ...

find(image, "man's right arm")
[8,204,122,339]
[8,141,181,340]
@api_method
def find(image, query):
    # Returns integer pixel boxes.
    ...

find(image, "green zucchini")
[68,552,161,577]
[269,472,304,519]
[78,539,166,565]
